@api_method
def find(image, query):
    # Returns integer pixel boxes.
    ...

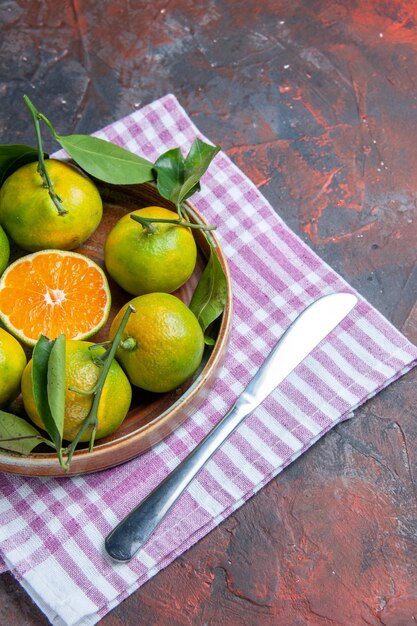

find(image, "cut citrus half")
[0,250,111,346]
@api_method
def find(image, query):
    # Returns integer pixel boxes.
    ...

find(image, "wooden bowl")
[0,182,232,477]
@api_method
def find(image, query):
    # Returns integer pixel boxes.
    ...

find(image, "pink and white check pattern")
[1,95,417,626]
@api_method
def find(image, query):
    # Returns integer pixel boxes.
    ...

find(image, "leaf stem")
[0,435,56,448]
[89,340,112,350]
[67,385,96,396]
[38,112,59,139]
[130,214,217,232]
[23,95,67,216]
[181,204,217,247]
[63,304,135,467]
[89,425,97,453]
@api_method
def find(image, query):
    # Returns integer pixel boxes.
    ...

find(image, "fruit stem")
[89,340,112,350]
[131,214,157,234]
[130,214,217,232]
[88,424,97,453]
[64,304,136,467]
[67,385,94,396]
[120,337,137,351]
[23,95,68,216]
[181,204,216,247]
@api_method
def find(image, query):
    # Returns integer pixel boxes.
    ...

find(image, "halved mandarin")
[0,250,111,346]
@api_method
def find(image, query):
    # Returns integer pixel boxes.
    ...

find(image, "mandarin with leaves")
[104,206,198,296]
[0,159,102,252]
[22,340,132,442]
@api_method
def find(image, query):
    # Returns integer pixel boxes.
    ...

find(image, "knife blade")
[105,291,357,562]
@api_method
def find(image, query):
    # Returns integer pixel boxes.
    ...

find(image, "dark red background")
[1,1,417,624]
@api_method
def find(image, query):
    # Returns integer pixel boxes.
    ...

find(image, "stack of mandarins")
[0,160,204,443]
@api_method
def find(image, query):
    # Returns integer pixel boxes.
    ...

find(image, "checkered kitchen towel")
[1,95,417,626]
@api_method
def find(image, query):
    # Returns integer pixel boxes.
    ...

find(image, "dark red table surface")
[1,1,417,624]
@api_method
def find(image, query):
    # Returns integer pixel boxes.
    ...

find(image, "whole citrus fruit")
[21,340,132,442]
[0,225,10,276]
[109,292,205,393]
[0,159,102,251]
[104,206,197,295]
[0,327,27,407]
[0,249,111,346]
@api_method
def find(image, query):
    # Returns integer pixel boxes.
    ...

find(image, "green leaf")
[0,144,41,186]
[32,335,62,452]
[204,335,216,346]
[47,333,66,438]
[0,411,44,454]
[181,138,221,203]
[189,243,228,332]
[56,134,154,184]
[153,147,185,206]
[154,138,220,208]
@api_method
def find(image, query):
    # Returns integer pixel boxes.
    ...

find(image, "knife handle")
[105,400,249,561]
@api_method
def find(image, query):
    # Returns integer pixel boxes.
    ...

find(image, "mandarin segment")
[0,250,111,346]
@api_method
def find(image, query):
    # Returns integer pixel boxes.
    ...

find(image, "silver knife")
[105,291,357,561]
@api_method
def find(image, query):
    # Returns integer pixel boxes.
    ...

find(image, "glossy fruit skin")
[104,206,197,295]
[0,328,27,408]
[0,225,10,276]
[109,292,205,393]
[0,159,103,252]
[21,340,132,442]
